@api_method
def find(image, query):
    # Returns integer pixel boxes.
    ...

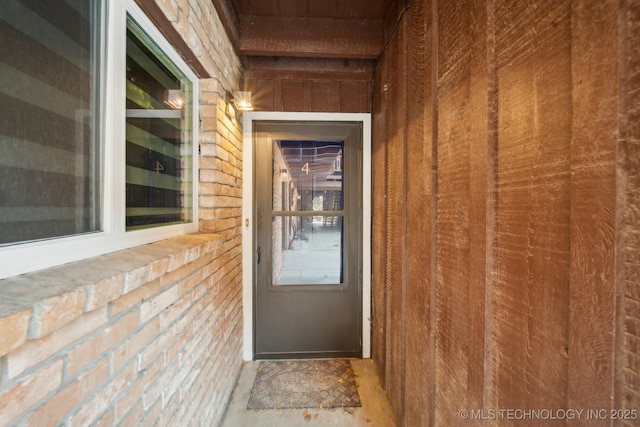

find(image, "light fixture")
[232,91,254,111]
[226,99,236,118]
[225,91,236,119]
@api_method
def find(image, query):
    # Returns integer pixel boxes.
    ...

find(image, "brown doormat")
[247,359,361,410]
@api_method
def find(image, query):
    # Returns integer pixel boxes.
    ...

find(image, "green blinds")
[125,17,193,230]
[0,0,101,245]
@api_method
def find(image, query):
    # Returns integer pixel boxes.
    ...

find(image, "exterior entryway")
[253,121,362,359]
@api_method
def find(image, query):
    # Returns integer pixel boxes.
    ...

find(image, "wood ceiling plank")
[240,15,384,58]
[235,0,394,20]
[246,0,278,15]
[363,0,394,20]
[243,56,376,74]
[336,0,388,19]
[347,0,368,18]
[235,0,252,14]
[245,68,373,81]
[278,0,308,17]
[308,0,338,18]
[335,0,361,19]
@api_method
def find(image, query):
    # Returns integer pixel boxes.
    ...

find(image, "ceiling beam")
[243,56,376,80]
[239,15,384,59]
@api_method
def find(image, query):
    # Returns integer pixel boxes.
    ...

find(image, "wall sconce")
[232,91,254,111]
[225,91,253,119]
[226,98,236,118]
[225,91,236,119]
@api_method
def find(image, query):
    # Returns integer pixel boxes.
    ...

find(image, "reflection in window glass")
[272,219,343,285]
[272,141,343,212]
[271,139,345,285]
[0,0,101,245]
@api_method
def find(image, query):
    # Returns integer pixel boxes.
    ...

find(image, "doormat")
[247,359,361,410]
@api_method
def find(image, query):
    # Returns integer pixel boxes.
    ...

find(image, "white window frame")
[0,0,199,280]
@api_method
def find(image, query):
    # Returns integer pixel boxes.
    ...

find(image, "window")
[125,16,194,230]
[0,0,102,245]
[0,0,199,279]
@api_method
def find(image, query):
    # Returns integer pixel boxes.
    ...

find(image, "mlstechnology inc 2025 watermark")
[457,408,638,421]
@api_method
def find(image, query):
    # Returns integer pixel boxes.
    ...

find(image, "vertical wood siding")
[622,1,640,425]
[404,0,434,425]
[372,0,640,425]
[371,57,388,386]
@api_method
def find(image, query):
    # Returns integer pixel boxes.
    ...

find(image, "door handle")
[256,246,262,264]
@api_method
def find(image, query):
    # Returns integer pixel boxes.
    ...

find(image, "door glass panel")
[271,139,345,286]
[272,141,343,212]
[272,216,343,285]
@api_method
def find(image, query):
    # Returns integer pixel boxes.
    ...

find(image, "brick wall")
[0,0,245,426]
[0,235,242,426]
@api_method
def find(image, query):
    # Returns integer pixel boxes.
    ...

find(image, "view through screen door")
[271,140,344,285]
[254,121,362,359]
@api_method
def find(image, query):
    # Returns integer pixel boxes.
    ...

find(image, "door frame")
[241,112,371,360]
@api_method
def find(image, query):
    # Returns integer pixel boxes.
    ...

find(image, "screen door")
[254,121,362,359]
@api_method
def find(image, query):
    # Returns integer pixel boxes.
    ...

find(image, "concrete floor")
[221,359,398,427]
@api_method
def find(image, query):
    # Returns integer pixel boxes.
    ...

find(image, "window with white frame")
[0,0,199,279]
[125,16,194,230]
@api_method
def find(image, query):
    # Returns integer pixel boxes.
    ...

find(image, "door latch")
[256,246,262,264]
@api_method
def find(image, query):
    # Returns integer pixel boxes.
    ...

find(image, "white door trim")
[241,112,372,360]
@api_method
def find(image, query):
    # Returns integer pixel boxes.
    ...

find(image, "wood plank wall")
[243,73,372,113]
[373,0,640,425]
[624,0,640,421]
